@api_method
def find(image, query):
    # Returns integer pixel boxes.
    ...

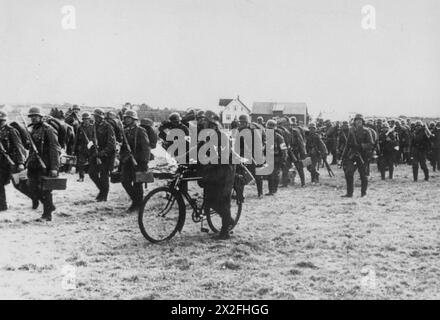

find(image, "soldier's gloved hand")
[17,164,25,172]
[49,170,58,178]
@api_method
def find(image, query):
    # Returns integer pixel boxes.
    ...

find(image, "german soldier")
[0,110,26,211]
[120,110,151,212]
[410,120,430,181]
[324,120,338,165]
[65,104,81,133]
[265,120,287,195]
[337,121,350,165]
[26,107,61,221]
[289,116,307,186]
[432,122,440,171]
[276,117,293,188]
[377,122,398,180]
[237,114,264,197]
[198,110,236,240]
[341,114,374,198]
[73,112,94,182]
[306,123,328,183]
[89,108,116,202]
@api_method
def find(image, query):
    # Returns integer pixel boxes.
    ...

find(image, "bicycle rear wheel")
[138,187,185,243]
[206,197,242,233]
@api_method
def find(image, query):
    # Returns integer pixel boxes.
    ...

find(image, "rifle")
[424,123,434,138]
[19,113,47,169]
[339,131,348,168]
[121,127,138,167]
[0,140,15,166]
[386,126,396,136]
[322,156,335,177]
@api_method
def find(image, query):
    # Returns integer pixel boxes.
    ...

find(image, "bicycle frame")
[167,166,206,223]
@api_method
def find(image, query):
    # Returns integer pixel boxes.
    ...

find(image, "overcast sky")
[1,0,439,118]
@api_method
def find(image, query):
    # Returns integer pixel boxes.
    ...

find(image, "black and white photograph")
[1,0,440,302]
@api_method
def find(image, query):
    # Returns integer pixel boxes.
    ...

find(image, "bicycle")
[138,164,243,243]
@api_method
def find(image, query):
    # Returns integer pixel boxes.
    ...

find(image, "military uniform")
[410,123,430,181]
[396,123,411,164]
[324,123,338,165]
[89,110,116,201]
[432,125,440,171]
[341,114,374,197]
[73,115,94,181]
[290,126,306,186]
[276,124,292,187]
[199,111,236,239]
[237,121,264,197]
[27,115,61,220]
[120,113,151,211]
[306,125,328,183]
[377,125,399,179]
[0,117,26,211]
[266,121,287,195]
[337,123,350,162]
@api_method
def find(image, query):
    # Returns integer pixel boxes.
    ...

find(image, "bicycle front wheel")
[206,197,242,234]
[138,187,185,243]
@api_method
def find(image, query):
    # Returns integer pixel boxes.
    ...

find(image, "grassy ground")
[1,163,440,299]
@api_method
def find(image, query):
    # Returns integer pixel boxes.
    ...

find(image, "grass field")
[1,163,439,299]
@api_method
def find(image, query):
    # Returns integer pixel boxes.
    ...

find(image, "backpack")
[9,121,29,147]
[45,117,68,149]
[106,118,123,143]
[140,124,158,149]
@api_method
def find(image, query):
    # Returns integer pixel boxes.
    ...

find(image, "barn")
[251,102,309,124]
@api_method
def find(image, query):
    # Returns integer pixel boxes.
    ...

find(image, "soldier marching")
[1,104,440,242]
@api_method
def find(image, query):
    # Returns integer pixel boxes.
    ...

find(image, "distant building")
[219,96,251,129]
[251,102,309,124]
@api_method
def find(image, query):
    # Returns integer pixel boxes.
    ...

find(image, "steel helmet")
[204,110,220,123]
[0,110,7,120]
[106,111,117,119]
[141,118,154,127]
[169,112,181,122]
[123,110,139,120]
[196,110,206,120]
[266,119,276,129]
[82,112,91,120]
[238,114,250,123]
[28,106,44,117]
[93,108,105,118]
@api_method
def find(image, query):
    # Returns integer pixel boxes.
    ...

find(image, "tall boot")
[423,168,429,181]
[256,177,263,197]
[0,186,7,211]
[41,192,55,221]
[298,168,305,187]
[412,166,418,182]
[345,174,354,197]
[267,175,274,195]
[361,178,368,197]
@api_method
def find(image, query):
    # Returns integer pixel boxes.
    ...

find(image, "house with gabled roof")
[251,102,309,124]
[219,96,251,129]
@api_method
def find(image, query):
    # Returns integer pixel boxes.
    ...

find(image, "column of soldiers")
[1,105,440,230]
[234,114,440,199]
[0,106,158,220]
